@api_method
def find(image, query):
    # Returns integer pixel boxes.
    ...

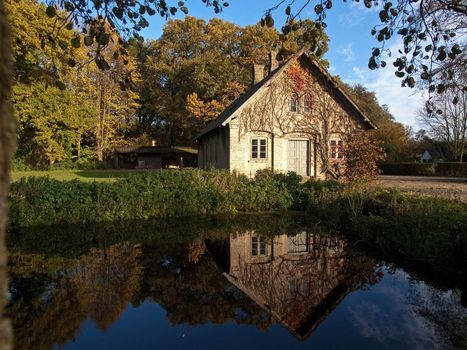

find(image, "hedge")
[378,162,466,177]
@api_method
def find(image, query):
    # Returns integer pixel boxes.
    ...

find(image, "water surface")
[7,215,467,349]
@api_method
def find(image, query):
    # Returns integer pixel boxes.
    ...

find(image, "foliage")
[343,131,386,182]
[379,162,437,176]
[5,0,76,84]
[379,161,466,177]
[436,162,467,177]
[7,170,300,228]
[12,82,95,166]
[137,17,329,144]
[418,76,466,162]
[264,0,466,100]
[7,0,140,167]
[341,83,417,162]
[186,92,224,123]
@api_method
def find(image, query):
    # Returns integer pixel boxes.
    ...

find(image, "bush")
[436,162,467,177]
[49,159,108,170]
[378,162,436,176]
[7,169,303,228]
[379,162,466,177]
[343,131,386,182]
[11,157,30,171]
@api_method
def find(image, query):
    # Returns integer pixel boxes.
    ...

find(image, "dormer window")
[290,94,299,112]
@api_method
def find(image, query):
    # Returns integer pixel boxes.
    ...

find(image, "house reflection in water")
[210,231,360,339]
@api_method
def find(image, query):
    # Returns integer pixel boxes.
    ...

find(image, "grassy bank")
[7,169,467,273]
[11,169,142,182]
[8,170,298,227]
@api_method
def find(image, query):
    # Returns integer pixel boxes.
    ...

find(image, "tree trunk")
[97,79,104,162]
[0,1,15,349]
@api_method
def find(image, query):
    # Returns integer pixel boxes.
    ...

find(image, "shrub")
[379,162,466,177]
[378,162,436,176]
[11,157,30,171]
[343,131,386,182]
[436,162,467,177]
[7,169,305,228]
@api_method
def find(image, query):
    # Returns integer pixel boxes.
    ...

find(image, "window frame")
[290,93,299,112]
[251,236,268,257]
[330,139,344,160]
[303,95,312,113]
[251,137,268,160]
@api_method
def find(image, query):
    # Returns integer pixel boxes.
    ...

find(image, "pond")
[6,215,467,350]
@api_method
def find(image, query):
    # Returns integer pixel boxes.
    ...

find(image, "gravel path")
[372,175,467,203]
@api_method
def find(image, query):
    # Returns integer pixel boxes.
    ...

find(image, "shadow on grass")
[74,169,154,180]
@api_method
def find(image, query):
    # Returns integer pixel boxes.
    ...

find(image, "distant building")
[194,50,376,178]
[114,146,197,169]
[419,149,445,163]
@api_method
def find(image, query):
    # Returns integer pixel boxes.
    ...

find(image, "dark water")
[6,215,467,350]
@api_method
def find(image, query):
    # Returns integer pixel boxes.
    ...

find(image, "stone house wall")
[197,57,371,178]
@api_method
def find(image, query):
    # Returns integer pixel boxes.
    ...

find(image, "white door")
[287,140,309,176]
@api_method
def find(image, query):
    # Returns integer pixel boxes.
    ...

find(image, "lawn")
[10,169,149,182]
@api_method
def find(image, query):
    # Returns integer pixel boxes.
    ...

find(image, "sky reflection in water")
[6,217,466,350]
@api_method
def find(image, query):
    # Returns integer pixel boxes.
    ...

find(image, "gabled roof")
[194,50,376,140]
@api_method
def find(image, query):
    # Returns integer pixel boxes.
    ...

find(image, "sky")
[139,0,425,127]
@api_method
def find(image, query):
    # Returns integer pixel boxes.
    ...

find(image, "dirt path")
[372,175,467,203]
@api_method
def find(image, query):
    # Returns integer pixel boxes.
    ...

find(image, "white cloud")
[344,41,425,126]
[337,44,355,62]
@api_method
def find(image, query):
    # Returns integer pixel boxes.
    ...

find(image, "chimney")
[252,64,265,85]
[269,50,278,72]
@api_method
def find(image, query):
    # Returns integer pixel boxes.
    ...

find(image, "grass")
[10,169,153,182]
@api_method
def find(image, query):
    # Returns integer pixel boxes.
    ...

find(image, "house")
[208,231,363,339]
[194,50,376,178]
[419,149,445,163]
[114,146,197,169]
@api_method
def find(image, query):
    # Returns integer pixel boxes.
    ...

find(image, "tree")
[12,82,95,166]
[342,83,416,161]
[0,2,223,347]
[264,0,466,99]
[6,0,77,85]
[138,16,329,145]
[83,43,141,161]
[417,76,466,161]
[0,1,15,348]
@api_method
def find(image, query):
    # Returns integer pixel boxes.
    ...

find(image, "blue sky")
[140,1,424,127]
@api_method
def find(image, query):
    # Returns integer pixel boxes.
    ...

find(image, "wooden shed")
[114,146,198,169]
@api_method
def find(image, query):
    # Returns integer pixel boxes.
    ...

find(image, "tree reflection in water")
[6,217,467,350]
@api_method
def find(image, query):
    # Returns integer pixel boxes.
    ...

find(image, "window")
[330,140,344,159]
[287,232,309,254]
[289,279,298,298]
[303,95,312,113]
[251,138,267,159]
[290,94,299,112]
[251,236,267,256]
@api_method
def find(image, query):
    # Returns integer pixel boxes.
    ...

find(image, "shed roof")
[194,50,376,140]
[115,146,198,155]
